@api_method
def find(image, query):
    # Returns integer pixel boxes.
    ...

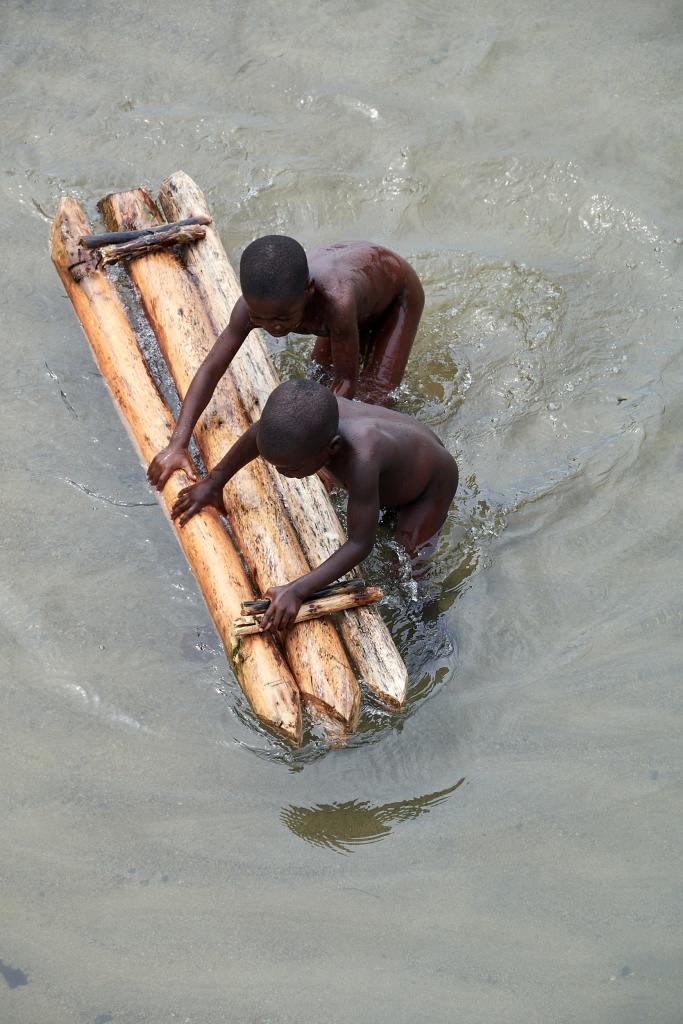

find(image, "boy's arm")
[328,298,360,399]
[260,466,379,630]
[147,299,252,489]
[171,422,260,526]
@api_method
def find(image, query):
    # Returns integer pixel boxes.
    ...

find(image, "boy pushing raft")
[147,236,424,489]
[169,380,458,632]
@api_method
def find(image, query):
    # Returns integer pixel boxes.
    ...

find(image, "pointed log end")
[367,665,409,711]
[303,680,361,732]
[160,170,195,194]
[159,171,208,223]
[233,637,303,745]
[51,197,83,252]
[306,704,350,747]
[50,198,98,280]
[98,187,164,232]
[260,679,303,746]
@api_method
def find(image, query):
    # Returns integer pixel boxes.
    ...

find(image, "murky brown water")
[2,1,682,1022]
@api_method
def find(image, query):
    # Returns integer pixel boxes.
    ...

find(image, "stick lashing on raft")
[234,586,383,636]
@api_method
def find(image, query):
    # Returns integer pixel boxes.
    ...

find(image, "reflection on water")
[280,778,465,852]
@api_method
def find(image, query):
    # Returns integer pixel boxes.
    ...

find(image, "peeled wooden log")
[99,188,360,728]
[158,171,409,708]
[234,586,383,636]
[51,198,302,743]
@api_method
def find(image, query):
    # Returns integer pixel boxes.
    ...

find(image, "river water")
[2,2,682,1022]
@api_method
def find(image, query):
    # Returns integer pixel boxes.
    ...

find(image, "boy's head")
[240,235,313,337]
[257,380,340,477]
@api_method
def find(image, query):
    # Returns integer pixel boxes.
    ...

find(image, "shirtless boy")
[147,235,424,489]
[170,380,458,632]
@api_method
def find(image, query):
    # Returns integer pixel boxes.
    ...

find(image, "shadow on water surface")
[280,778,465,853]
[0,959,29,989]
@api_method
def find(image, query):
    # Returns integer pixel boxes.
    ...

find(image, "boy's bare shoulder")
[342,395,448,456]
[338,397,438,445]
[310,241,402,276]
[310,242,410,323]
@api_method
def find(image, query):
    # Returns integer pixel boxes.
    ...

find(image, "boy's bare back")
[326,396,451,510]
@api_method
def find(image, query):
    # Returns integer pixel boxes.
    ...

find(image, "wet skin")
[170,396,458,631]
[147,242,424,491]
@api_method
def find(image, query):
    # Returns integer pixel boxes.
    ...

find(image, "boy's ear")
[327,434,342,455]
[306,278,315,296]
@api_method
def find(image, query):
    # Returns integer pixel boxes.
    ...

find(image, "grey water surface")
[1,2,682,1022]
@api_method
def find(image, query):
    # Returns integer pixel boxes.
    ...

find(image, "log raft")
[158,171,409,709]
[99,188,361,728]
[51,198,302,743]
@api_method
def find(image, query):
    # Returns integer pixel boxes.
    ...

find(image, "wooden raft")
[51,173,409,743]
[51,199,301,743]
[99,188,361,730]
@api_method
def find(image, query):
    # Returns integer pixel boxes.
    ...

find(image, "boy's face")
[244,285,312,337]
[265,437,340,479]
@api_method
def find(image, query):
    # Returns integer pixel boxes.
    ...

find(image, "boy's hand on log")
[171,475,226,527]
[148,445,198,490]
[260,583,304,632]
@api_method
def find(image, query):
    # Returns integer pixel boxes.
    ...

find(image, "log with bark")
[99,188,361,729]
[157,171,409,709]
[79,215,211,249]
[51,198,302,743]
[234,586,383,636]
[241,577,367,613]
[94,223,207,266]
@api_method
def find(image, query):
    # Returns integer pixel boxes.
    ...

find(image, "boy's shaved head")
[240,235,309,301]
[258,380,339,463]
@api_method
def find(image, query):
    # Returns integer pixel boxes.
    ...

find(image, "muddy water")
[1,1,682,1022]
